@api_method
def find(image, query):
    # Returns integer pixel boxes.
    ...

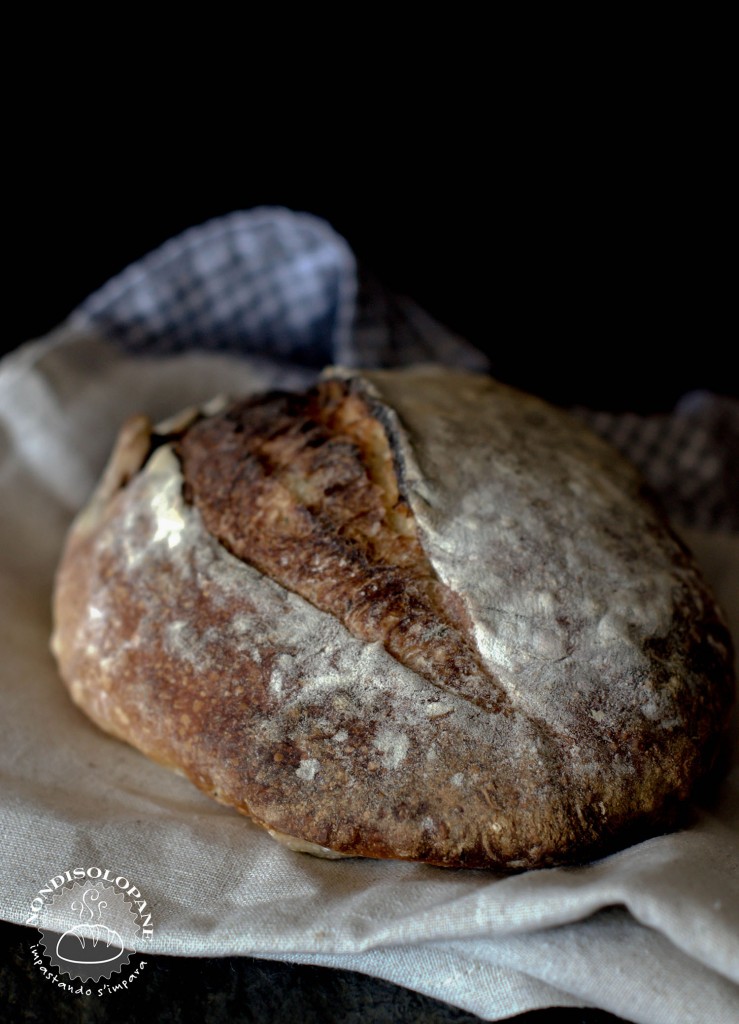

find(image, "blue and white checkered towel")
[69,206,738,533]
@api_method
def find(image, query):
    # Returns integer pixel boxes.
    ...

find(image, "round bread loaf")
[51,366,735,870]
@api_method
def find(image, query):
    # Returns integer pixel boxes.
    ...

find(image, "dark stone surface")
[0,920,627,1024]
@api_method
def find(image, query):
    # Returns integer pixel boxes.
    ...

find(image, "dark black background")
[5,95,734,414]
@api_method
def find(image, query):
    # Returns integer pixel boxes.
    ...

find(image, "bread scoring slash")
[51,366,735,870]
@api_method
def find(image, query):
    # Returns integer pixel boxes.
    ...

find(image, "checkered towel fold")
[71,207,738,533]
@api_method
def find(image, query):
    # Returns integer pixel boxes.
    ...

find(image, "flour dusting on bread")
[51,367,735,869]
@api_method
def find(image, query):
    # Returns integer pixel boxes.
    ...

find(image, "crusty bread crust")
[51,368,735,869]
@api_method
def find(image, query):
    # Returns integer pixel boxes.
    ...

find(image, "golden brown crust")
[177,380,507,715]
[51,367,736,870]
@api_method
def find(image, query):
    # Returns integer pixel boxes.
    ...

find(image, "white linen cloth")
[0,209,736,1024]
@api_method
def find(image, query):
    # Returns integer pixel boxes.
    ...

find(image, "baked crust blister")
[51,366,735,870]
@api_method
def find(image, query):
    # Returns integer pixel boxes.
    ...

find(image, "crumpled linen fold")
[0,208,736,1024]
